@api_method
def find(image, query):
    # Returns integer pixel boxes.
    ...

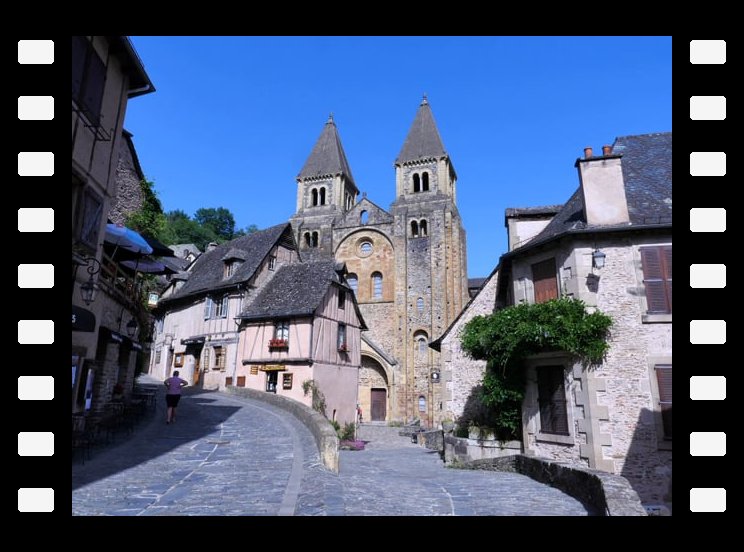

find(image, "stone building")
[439,133,672,509]
[72,36,154,414]
[290,97,469,425]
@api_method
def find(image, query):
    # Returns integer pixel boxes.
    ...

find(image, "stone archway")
[359,355,389,422]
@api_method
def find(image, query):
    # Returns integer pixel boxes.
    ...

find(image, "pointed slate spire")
[396,95,448,164]
[298,114,355,186]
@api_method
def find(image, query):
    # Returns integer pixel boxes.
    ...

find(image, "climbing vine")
[301,379,327,417]
[459,298,612,440]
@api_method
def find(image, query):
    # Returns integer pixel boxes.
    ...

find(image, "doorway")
[371,388,386,421]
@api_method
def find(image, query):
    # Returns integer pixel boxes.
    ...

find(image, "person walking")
[164,370,187,424]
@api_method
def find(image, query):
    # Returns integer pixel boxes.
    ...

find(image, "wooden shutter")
[641,247,672,314]
[532,259,558,303]
[655,364,672,440]
[82,47,106,124]
[537,366,569,435]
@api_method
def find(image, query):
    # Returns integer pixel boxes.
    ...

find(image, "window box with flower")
[269,338,289,350]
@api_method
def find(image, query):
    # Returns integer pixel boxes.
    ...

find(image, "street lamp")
[126,318,138,338]
[592,249,606,270]
[80,257,102,305]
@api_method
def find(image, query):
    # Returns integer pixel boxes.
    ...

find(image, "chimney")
[206,242,219,252]
[576,145,629,226]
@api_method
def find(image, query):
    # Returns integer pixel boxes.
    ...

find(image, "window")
[202,347,210,369]
[641,246,672,314]
[304,232,311,247]
[204,297,213,319]
[154,348,162,364]
[360,210,369,224]
[537,366,569,435]
[413,173,421,193]
[213,346,225,370]
[274,321,290,342]
[215,295,229,318]
[532,258,558,303]
[372,272,383,299]
[320,187,326,205]
[77,188,103,251]
[414,330,428,357]
[359,241,372,256]
[72,36,106,125]
[422,172,430,191]
[419,219,428,236]
[268,255,276,270]
[311,188,318,206]
[224,261,237,278]
[418,396,426,412]
[347,273,358,295]
[417,297,424,313]
[174,353,184,367]
[338,288,346,309]
[312,231,319,247]
[283,373,294,390]
[337,324,348,352]
[411,220,419,238]
[655,364,672,440]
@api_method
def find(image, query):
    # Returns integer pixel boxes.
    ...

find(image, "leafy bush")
[339,422,356,441]
[329,420,341,433]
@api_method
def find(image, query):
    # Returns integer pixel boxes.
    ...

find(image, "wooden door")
[371,389,386,421]
[193,349,201,386]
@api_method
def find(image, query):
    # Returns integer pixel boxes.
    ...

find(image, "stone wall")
[438,270,498,421]
[443,434,521,464]
[226,385,339,473]
[109,134,144,226]
[458,455,647,516]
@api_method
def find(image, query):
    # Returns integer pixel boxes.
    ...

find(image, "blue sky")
[126,36,671,277]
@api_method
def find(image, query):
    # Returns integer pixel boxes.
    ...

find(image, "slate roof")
[238,261,367,329]
[161,223,291,301]
[514,132,672,251]
[504,205,562,218]
[170,243,201,259]
[298,115,356,187]
[396,96,448,164]
[468,277,487,291]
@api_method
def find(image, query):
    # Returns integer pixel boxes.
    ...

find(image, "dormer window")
[268,255,276,270]
[224,261,239,279]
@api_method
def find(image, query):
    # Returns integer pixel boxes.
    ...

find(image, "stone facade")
[290,100,469,426]
[433,268,498,422]
[109,131,145,226]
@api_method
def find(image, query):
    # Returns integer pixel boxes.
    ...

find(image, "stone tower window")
[418,395,426,413]
[311,231,319,247]
[347,273,358,295]
[414,330,428,357]
[422,172,429,191]
[413,173,421,193]
[311,188,318,207]
[410,220,419,238]
[320,187,326,206]
[417,297,424,313]
[359,241,373,257]
[419,219,428,236]
[304,232,311,247]
[372,272,383,299]
[360,210,369,225]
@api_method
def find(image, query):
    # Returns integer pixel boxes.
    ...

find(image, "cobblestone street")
[72,387,590,516]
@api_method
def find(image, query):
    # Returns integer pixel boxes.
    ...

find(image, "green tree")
[194,207,236,241]
[160,209,218,250]
[233,224,259,237]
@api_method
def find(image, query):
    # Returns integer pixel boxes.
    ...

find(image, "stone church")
[290,97,469,426]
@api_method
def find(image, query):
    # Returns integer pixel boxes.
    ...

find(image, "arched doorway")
[359,356,389,422]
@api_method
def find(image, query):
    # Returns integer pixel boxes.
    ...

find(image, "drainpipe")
[231,286,244,384]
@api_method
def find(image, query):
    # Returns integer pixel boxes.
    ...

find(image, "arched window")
[417,297,424,313]
[320,187,326,205]
[304,232,311,247]
[347,273,358,295]
[311,231,319,247]
[419,219,428,236]
[360,210,369,225]
[372,272,383,299]
[414,330,429,357]
[410,220,419,238]
[359,241,372,256]
[418,395,426,413]
[422,172,429,191]
[311,188,318,206]
[413,173,420,193]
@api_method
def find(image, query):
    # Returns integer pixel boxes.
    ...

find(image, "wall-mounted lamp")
[80,257,102,305]
[592,249,606,269]
[431,371,440,383]
[126,318,139,338]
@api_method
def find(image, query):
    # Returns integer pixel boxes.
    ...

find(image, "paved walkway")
[72,386,589,516]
